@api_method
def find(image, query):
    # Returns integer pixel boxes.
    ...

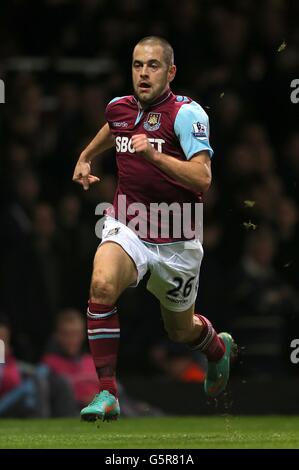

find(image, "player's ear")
[168,65,176,83]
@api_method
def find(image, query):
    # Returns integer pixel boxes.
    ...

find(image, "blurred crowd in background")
[0,0,299,416]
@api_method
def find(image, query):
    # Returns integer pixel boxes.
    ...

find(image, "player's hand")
[72,160,100,190]
[131,134,161,163]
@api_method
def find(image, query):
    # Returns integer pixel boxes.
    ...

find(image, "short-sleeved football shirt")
[105,88,213,243]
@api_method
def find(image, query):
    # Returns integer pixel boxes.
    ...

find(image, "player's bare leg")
[160,304,203,343]
[160,303,237,397]
[81,242,137,422]
[90,241,137,304]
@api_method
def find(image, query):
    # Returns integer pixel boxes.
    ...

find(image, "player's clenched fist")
[131,134,161,163]
[72,160,100,191]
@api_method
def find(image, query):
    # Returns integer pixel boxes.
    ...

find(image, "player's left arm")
[131,136,211,192]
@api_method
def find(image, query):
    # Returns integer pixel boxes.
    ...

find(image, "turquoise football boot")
[80,390,120,422]
[204,332,238,397]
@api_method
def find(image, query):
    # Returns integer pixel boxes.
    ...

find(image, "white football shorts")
[99,216,204,312]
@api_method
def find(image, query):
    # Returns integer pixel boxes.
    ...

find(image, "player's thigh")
[146,240,203,312]
[160,303,195,333]
[92,241,138,295]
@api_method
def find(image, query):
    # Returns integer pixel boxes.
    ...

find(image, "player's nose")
[140,65,149,77]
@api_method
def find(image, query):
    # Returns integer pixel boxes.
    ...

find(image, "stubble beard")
[134,79,168,107]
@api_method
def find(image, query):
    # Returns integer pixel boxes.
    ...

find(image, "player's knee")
[167,329,192,344]
[90,272,118,304]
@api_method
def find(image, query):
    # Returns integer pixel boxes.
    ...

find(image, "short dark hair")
[55,308,84,330]
[135,36,174,66]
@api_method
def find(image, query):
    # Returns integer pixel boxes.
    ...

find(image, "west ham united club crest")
[144,112,161,131]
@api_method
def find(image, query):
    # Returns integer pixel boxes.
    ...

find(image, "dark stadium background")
[0,0,299,416]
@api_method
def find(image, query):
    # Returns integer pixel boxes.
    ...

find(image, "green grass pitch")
[0,416,299,449]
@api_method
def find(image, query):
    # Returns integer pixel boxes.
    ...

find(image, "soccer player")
[73,36,237,422]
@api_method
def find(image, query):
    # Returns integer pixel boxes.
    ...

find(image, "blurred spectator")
[0,315,49,418]
[2,203,67,362]
[42,308,98,410]
[41,308,162,416]
[150,341,206,384]
[1,169,40,249]
[274,196,299,289]
[0,315,22,399]
[228,227,299,378]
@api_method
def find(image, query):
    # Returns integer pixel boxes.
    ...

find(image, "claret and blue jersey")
[105,88,213,243]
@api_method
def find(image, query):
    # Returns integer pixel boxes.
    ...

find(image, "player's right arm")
[72,122,115,190]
